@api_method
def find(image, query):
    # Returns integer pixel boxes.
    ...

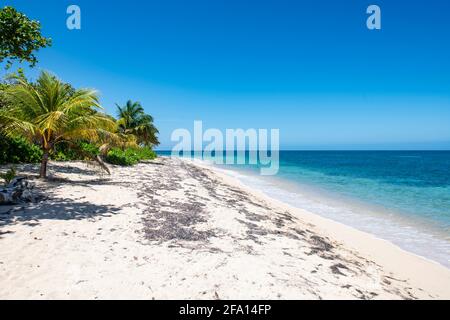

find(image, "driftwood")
[0,177,42,205]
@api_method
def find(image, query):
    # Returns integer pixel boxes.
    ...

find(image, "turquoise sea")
[157,151,450,267]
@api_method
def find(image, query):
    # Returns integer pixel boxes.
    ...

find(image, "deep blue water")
[157,150,450,266]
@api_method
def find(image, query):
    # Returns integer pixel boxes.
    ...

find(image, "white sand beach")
[0,157,449,299]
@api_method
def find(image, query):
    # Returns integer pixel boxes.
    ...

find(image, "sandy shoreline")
[189,158,450,297]
[1,157,449,299]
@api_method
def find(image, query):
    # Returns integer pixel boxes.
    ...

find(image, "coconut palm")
[116,100,159,147]
[0,71,119,178]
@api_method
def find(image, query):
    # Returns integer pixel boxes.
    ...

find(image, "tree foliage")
[0,71,118,178]
[0,6,52,69]
[0,134,43,164]
[116,100,159,147]
[105,147,156,166]
[0,7,159,174]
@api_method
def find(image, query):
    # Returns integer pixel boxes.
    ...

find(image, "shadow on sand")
[0,162,124,230]
[0,197,122,228]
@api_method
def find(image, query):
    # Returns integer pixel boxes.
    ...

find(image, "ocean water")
[157,151,450,267]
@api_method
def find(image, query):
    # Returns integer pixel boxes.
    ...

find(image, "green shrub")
[0,166,16,186]
[0,136,103,164]
[134,147,157,161]
[79,142,100,157]
[105,148,139,166]
[51,141,100,161]
[51,149,76,161]
[0,134,155,167]
[105,147,156,166]
[0,135,42,164]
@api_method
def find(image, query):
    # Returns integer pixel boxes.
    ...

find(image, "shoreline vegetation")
[0,7,159,178]
[0,71,159,177]
[1,157,449,299]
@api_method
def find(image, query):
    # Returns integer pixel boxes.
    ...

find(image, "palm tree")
[0,71,118,178]
[116,100,159,147]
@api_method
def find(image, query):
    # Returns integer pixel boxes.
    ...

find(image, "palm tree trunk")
[95,155,111,175]
[39,150,49,179]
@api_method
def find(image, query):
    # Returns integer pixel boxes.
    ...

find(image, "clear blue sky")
[3,0,450,150]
